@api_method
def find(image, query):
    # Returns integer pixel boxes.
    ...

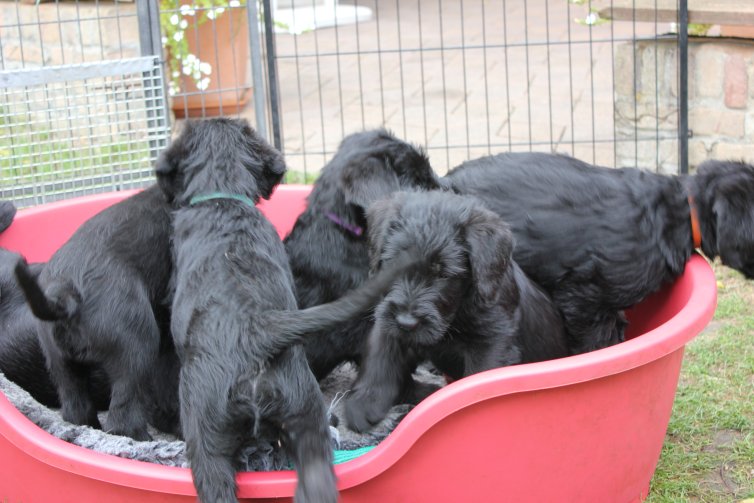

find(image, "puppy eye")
[431,262,443,276]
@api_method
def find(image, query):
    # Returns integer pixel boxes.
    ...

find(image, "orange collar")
[687,194,702,249]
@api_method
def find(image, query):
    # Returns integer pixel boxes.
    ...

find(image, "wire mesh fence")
[0,1,697,206]
[0,1,169,208]
[0,57,169,207]
[262,0,686,177]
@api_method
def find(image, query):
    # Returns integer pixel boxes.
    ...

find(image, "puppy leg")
[286,414,338,503]
[460,328,523,378]
[38,331,101,428]
[556,295,627,354]
[180,363,239,503]
[100,302,160,441]
[303,334,355,381]
[104,362,152,441]
[144,349,181,436]
[266,355,337,503]
[56,364,102,429]
[303,317,371,381]
[344,322,412,433]
[396,375,441,405]
[394,350,440,405]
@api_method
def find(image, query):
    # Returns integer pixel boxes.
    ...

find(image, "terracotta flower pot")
[170,5,252,118]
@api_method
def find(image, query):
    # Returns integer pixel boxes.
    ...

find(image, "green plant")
[284,170,321,185]
[569,0,610,27]
[569,0,713,35]
[159,0,245,96]
[646,261,754,501]
[0,107,151,192]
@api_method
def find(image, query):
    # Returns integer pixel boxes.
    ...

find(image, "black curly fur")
[447,153,754,353]
[284,128,450,380]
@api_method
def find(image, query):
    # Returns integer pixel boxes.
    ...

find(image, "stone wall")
[689,38,754,166]
[615,36,754,173]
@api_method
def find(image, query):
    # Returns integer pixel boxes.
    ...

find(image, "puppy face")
[702,161,754,279]
[367,191,513,346]
[155,118,286,205]
[337,129,448,210]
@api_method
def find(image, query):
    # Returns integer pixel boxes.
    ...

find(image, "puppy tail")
[266,254,413,353]
[14,259,80,322]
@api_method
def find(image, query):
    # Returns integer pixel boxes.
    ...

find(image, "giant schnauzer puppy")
[284,128,449,380]
[446,153,754,354]
[2,249,177,431]
[156,118,415,503]
[14,185,179,439]
[344,191,569,433]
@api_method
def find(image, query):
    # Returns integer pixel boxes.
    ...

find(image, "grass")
[646,260,754,502]
[1,109,320,192]
[283,169,320,185]
[0,111,155,192]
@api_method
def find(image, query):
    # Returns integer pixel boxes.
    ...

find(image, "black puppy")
[0,201,16,233]
[14,185,179,439]
[1,249,178,433]
[0,248,65,407]
[156,118,415,503]
[344,191,569,433]
[284,128,449,380]
[446,154,754,353]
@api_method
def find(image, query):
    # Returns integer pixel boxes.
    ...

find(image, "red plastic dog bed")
[0,185,717,502]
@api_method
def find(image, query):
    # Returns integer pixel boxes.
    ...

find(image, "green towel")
[284,445,376,470]
[333,446,376,464]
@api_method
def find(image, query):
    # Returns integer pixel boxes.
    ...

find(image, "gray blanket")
[0,364,444,471]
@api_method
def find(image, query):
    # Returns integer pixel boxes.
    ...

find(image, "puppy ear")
[154,120,196,203]
[464,208,514,305]
[240,121,286,200]
[256,148,287,200]
[366,192,407,273]
[340,156,401,209]
[386,141,445,191]
[154,145,179,203]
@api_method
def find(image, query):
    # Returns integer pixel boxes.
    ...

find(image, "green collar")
[188,192,256,209]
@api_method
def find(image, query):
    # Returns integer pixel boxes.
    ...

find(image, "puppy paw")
[130,428,154,442]
[344,393,390,433]
[398,380,442,405]
[61,406,103,431]
[107,424,153,442]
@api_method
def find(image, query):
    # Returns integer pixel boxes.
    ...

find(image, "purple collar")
[325,211,364,237]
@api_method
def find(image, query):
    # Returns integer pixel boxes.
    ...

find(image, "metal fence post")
[678,0,689,174]
[137,0,171,155]
[261,0,283,152]
[247,0,269,141]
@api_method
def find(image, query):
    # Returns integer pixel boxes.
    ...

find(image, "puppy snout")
[395,312,419,331]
